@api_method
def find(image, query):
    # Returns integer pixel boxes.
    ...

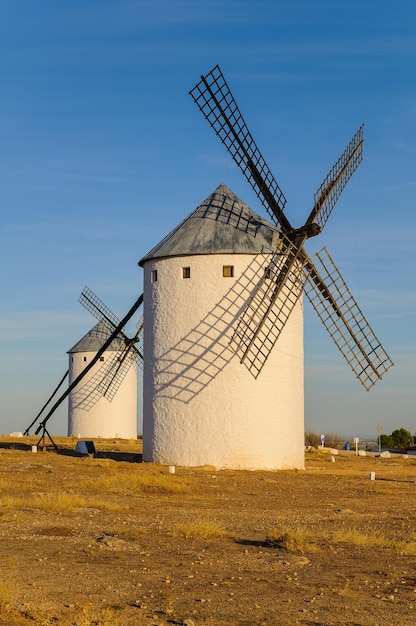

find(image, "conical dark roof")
[67,319,124,354]
[139,183,279,266]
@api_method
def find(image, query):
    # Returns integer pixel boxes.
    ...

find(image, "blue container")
[345,443,351,451]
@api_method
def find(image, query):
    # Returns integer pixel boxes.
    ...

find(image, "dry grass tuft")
[171,515,228,539]
[266,524,416,556]
[0,495,21,511]
[0,492,124,514]
[76,604,123,626]
[266,526,319,553]
[332,527,387,548]
[86,470,189,495]
[31,492,88,513]
[332,527,416,555]
[134,472,189,494]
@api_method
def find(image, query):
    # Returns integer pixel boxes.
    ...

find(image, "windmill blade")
[303,247,394,390]
[97,316,143,402]
[94,316,144,402]
[100,316,144,400]
[99,348,140,401]
[230,234,304,378]
[88,318,117,343]
[74,349,140,411]
[134,314,144,366]
[190,65,292,232]
[76,287,144,408]
[74,315,144,410]
[72,338,143,411]
[306,125,364,231]
[71,354,120,411]
[79,286,121,331]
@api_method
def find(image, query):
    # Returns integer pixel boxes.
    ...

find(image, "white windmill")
[25,287,143,448]
[139,65,393,470]
[67,287,143,439]
[67,321,136,439]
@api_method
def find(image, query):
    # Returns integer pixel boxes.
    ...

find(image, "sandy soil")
[1,438,416,625]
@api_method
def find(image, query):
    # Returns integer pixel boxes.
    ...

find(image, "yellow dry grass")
[266,525,320,553]
[266,523,416,556]
[332,527,416,555]
[171,514,228,539]
[0,491,124,513]
[85,470,189,495]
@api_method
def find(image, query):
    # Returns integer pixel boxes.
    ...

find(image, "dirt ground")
[1,438,416,626]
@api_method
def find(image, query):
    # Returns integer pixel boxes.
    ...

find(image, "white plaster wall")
[68,351,137,439]
[142,253,304,469]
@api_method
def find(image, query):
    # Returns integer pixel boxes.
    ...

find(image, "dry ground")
[1,438,416,625]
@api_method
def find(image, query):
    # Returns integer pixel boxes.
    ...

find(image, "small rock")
[96,534,128,550]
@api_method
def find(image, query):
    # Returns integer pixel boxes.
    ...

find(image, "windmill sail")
[79,286,122,329]
[191,65,393,387]
[230,234,304,377]
[306,125,364,231]
[190,65,290,230]
[303,248,394,390]
[74,287,144,408]
[72,348,139,410]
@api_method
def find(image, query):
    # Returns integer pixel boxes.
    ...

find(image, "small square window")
[100,356,104,362]
[83,356,87,362]
[223,265,234,278]
[151,269,158,283]
[182,267,191,279]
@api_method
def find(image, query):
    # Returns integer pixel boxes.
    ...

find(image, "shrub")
[304,430,320,447]
[266,525,319,553]
[324,432,342,449]
[305,431,342,449]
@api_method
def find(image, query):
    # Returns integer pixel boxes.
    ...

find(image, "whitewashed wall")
[68,352,137,439]
[142,253,304,469]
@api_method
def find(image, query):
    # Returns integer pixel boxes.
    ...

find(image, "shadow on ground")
[0,440,142,463]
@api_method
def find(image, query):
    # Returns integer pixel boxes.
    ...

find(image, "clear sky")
[1,1,415,440]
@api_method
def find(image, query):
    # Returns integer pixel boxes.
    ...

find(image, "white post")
[354,437,359,456]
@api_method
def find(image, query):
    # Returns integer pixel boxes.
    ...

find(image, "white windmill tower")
[67,287,143,440]
[140,183,305,469]
[139,66,393,470]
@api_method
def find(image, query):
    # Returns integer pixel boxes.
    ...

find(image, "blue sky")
[1,0,415,440]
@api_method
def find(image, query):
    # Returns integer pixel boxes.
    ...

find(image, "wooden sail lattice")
[191,65,393,387]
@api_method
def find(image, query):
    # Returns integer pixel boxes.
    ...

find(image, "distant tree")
[391,428,412,448]
[380,428,412,449]
[379,434,393,448]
